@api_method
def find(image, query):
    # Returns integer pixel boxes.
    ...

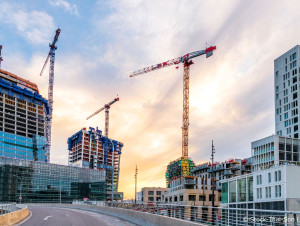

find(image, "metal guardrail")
[0,203,17,215]
[101,202,300,225]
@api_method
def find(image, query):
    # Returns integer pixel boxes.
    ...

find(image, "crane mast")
[0,45,3,69]
[40,28,61,162]
[86,97,119,137]
[130,46,216,177]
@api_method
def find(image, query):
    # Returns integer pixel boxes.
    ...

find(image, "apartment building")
[139,187,170,204]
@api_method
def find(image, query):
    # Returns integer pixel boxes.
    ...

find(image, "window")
[238,178,246,202]
[269,186,271,198]
[209,194,215,201]
[180,195,183,201]
[199,195,206,202]
[148,196,154,202]
[221,182,228,203]
[229,180,236,202]
[275,171,278,182]
[268,173,271,183]
[265,187,269,198]
[148,191,154,195]
[189,195,196,201]
[275,185,278,197]
[257,188,260,199]
[278,171,281,181]
[278,185,281,197]
[156,191,161,195]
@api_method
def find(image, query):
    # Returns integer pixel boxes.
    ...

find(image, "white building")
[274,45,300,138]
[252,135,300,171]
[221,164,300,211]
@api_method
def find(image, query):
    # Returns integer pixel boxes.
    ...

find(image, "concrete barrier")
[0,205,29,225]
[27,203,203,226]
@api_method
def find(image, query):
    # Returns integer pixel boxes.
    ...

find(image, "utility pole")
[135,165,138,205]
[211,140,215,207]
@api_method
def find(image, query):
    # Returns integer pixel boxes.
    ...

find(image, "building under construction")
[67,127,124,200]
[0,69,49,162]
[166,157,195,188]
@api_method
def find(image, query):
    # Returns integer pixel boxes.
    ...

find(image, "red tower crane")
[86,97,119,137]
[130,46,216,177]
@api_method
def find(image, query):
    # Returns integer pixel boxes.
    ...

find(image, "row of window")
[257,171,281,185]
[257,185,282,199]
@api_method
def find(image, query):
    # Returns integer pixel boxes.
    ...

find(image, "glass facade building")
[0,131,47,162]
[0,157,106,203]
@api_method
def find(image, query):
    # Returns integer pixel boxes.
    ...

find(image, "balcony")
[224,169,233,176]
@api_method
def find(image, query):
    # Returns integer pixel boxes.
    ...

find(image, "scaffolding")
[67,127,124,200]
[166,157,195,188]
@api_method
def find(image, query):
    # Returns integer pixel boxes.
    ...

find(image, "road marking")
[44,216,52,221]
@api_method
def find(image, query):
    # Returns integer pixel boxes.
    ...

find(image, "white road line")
[43,216,52,221]
[18,210,32,225]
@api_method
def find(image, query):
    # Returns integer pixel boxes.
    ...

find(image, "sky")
[1,0,300,199]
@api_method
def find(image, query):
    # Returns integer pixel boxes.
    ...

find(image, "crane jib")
[129,46,216,77]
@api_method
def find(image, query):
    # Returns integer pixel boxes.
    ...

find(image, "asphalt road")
[20,206,137,226]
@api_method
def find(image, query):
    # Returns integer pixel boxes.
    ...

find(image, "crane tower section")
[40,28,61,162]
[130,46,216,178]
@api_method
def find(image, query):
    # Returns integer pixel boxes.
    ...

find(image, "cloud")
[0,2,56,44]
[4,0,300,199]
[49,0,79,16]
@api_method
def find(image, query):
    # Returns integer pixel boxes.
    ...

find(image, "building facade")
[251,135,300,171]
[139,187,169,204]
[67,127,124,200]
[274,45,300,138]
[163,177,221,206]
[0,69,48,162]
[221,165,300,211]
[0,156,106,203]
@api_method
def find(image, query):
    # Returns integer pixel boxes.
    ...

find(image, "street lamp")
[13,175,23,204]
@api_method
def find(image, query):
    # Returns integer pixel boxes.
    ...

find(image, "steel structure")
[86,97,119,137]
[130,46,216,177]
[0,45,3,69]
[40,28,61,162]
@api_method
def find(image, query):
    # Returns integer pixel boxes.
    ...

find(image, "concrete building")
[252,135,300,171]
[139,187,169,204]
[192,158,252,186]
[162,177,221,206]
[0,69,48,162]
[67,127,124,201]
[221,164,300,211]
[274,45,300,138]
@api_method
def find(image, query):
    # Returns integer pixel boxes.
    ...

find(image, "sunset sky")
[1,0,300,198]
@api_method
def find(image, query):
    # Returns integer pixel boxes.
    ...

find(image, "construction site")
[67,127,124,201]
[130,46,217,188]
[0,29,124,203]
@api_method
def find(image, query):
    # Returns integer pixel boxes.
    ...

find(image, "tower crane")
[40,28,61,162]
[0,45,3,69]
[86,97,119,137]
[130,46,216,177]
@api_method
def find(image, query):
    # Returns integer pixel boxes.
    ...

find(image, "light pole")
[135,165,138,205]
[13,175,22,203]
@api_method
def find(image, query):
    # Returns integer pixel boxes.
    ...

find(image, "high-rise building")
[0,69,48,162]
[67,127,124,200]
[274,45,300,138]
